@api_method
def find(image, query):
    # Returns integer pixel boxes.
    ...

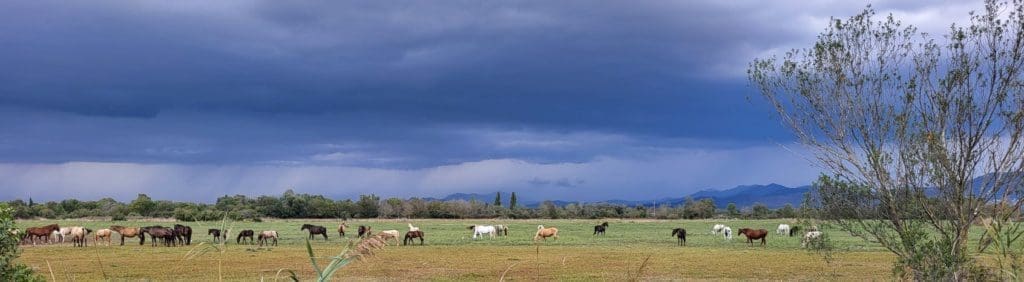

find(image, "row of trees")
[5,190,804,221]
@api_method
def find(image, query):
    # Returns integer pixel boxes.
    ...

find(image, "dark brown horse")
[237,230,255,244]
[24,224,60,245]
[358,225,372,238]
[738,228,768,246]
[208,229,226,243]
[141,226,176,247]
[671,228,687,246]
[301,224,328,240]
[174,224,193,245]
[404,230,424,245]
[594,222,609,235]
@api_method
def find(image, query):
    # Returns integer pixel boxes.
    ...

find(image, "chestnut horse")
[110,225,145,246]
[534,225,559,241]
[738,228,768,246]
[94,229,113,246]
[671,228,687,246]
[404,230,424,245]
[24,224,60,245]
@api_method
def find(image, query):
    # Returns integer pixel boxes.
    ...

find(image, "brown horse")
[24,224,60,245]
[208,229,226,243]
[94,229,113,246]
[110,225,145,246]
[738,228,768,246]
[237,230,255,244]
[404,230,424,245]
[141,226,176,247]
[594,222,609,235]
[358,225,372,238]
[534,225,559,241]
[338,223,348,237]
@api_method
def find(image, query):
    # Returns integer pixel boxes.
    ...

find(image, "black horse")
[789,226,802,237]
[208,229,226,243]
[593,222,609,235]
[671,228,687,246]
[237,230,255,244]
[301,224,329,240]
[358,225,372,238]
[174,224,193,245]
[404,230,424,245]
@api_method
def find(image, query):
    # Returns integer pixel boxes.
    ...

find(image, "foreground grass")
[17,219,895,280]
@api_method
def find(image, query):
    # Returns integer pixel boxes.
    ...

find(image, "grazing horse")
[94,229,113,246]
[776,224,790,236]
[208,229,226,243]
[378,230,401,245]
[671,228,687,246]
[258,231,278,247]
[468,225,497,239]
[358,226,372,238]
[69,226,92,247]
[739,228,768,246]
[534,225,559,241]
[723,226,733,240]
[338,223,348,237]
[593,222,609,235]
[237,230,255,244]
[404,231,424,245]
[712,224,725,235]
[142,226,176,247]
[110,225,144,246]
[301,224,329,240]
[789,226,802,237]
[174,224,193,245]
[495,225,510,236]
[801,231,823,248]
[24,224,60,245]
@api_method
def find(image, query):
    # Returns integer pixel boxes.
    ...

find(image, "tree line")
[4,190,803,221]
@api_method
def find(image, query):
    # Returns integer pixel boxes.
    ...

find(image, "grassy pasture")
[16,218,902,280]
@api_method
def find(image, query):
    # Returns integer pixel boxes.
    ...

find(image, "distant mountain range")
[427,183,812,209]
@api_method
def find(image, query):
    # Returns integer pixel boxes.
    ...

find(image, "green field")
[16,218,900,280]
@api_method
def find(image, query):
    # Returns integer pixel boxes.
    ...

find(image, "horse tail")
[537,225,544,230]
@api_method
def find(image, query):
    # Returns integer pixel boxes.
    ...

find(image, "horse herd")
[17,221,825,248]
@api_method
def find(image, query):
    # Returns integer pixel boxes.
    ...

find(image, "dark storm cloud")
[0,1,981,200]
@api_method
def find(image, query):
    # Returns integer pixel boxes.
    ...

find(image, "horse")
[174,224,193,245]
[468,225,496,239]
[358,226,372,238]
[301,224,328,241]
[712,224,725,235]
[69,226,92,247]
[94,229,113,246]
[404,231,424,245]
[110,225,145,246]
[593,222,609,235]
[801,231,823,248]
[208,229,227,243]
[739,228,768,246]
[379,230,401,245]
[258,231,278,247]
[495,225,510,236]
[141,226,176,247]
[723,226,733,240]
[776,224,790,236]
[338,223,348,237]
[671,228,687,246]
[534,225,559,241]
[237,230,255,244]
[24,224,60,245]
[789,226,802,237]
[407,223,420,232]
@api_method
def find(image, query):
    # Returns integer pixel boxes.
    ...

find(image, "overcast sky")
[0,0,981,202]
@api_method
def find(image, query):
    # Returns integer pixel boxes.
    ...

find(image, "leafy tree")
[750,203,770,219]
[750,1,1024,279]
[0,204,42,281]
[129,194,156,217]
[776,204,796,218]
[726,203,739,218]
[509,192,518,210]
[356,194,380,218]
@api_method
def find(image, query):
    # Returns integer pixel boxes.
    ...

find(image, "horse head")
[466,225,475,230]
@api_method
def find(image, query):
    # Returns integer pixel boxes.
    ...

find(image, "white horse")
[723,226,733,240]
[407,223,420,232]
[777,224,791,235]
[53,227,71,244]
[801,231,823,248]
[469,225,496,239]
[712,224,725,235]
